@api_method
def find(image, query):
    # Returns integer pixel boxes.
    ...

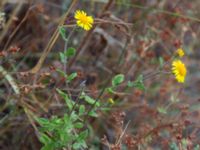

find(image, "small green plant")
[35,86,102,150]
[36,113,88,150]
[35,70,110,150]
[35,72,128,149]
[35,26,98,150]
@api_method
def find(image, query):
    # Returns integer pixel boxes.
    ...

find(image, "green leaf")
[67,72,77,82]
[56,69,67,78]
[159,56,164,68]
[59,26,67,41]
[70,111,79,122]
[194,144,200,150]
[36,117,49,126]
[157,107,167,114]
[73,140,87,150]
[57,69,77,82]
[88,110,98,117]
[77,130,88,141]
[170,142,179,150]
[79,105,85,115]
[73,142,82,150]
[59,131,71,144]
[83,95,95,105]
[63,115,74,132]
[39,133,52,144]
[106,87,115,94]
[74,122,84,129]
[81,92,100,106]
[50,116,63,125]
[112,74,125,86]
[56,89,73,110]
[59,52,66,63]
[41,144,54,150]
[65,47,76,57]
[181,138,188,149]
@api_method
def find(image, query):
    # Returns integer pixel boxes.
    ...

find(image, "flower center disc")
[178,65,186,76]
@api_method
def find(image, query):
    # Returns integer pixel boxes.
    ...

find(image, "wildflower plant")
[171,49,187,83]
[35,22,99,150]
[36,83,102,150]
[1,1,199,149]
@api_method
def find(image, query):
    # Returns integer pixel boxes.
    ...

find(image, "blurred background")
[0,0,200,149]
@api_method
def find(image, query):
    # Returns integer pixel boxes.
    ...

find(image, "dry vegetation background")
[0,0,200,149]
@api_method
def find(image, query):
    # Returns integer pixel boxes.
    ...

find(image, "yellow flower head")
[74,10,94,31]
[172,59,187,83]
[108,98,115,105]
[176,48,184,57]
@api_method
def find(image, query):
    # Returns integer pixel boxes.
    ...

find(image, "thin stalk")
[28,0,77,74]
[0,66,20,95]
[67,0,114,68]
[84,76,112,122]
[116,120,131,145]
[63,27,76,73]
[69,82,85,116]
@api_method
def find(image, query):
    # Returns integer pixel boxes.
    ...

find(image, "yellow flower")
[176,48,184,57]
[108,98,114,104]
[74,10,94,31]
[172,59,187,83]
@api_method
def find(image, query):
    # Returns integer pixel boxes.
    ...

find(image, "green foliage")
[58,26,76,63]
[59,26,67,41]
[65,47,76,57]
[59,47,76,63]
[36,76,102,149]
[106,74,125,94]
[159,56,164,68]
[56,69,77,83]
[170,142,179,150]
[56,89,74,111]
[56,69,67,78]
[80,92,100,117]
[127,75,145,90]
[36,114,88,150]
[67,72,77,82]
[194,144,200,150]
[79,105,85,116]
[80,92,100,107]
[170,141,199,150]
[106,87,115,94]
[112,74,125,86]
[157,107,167,114]
[181,138,188,149]
[59,52,66,63]
[88,110,98,117]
